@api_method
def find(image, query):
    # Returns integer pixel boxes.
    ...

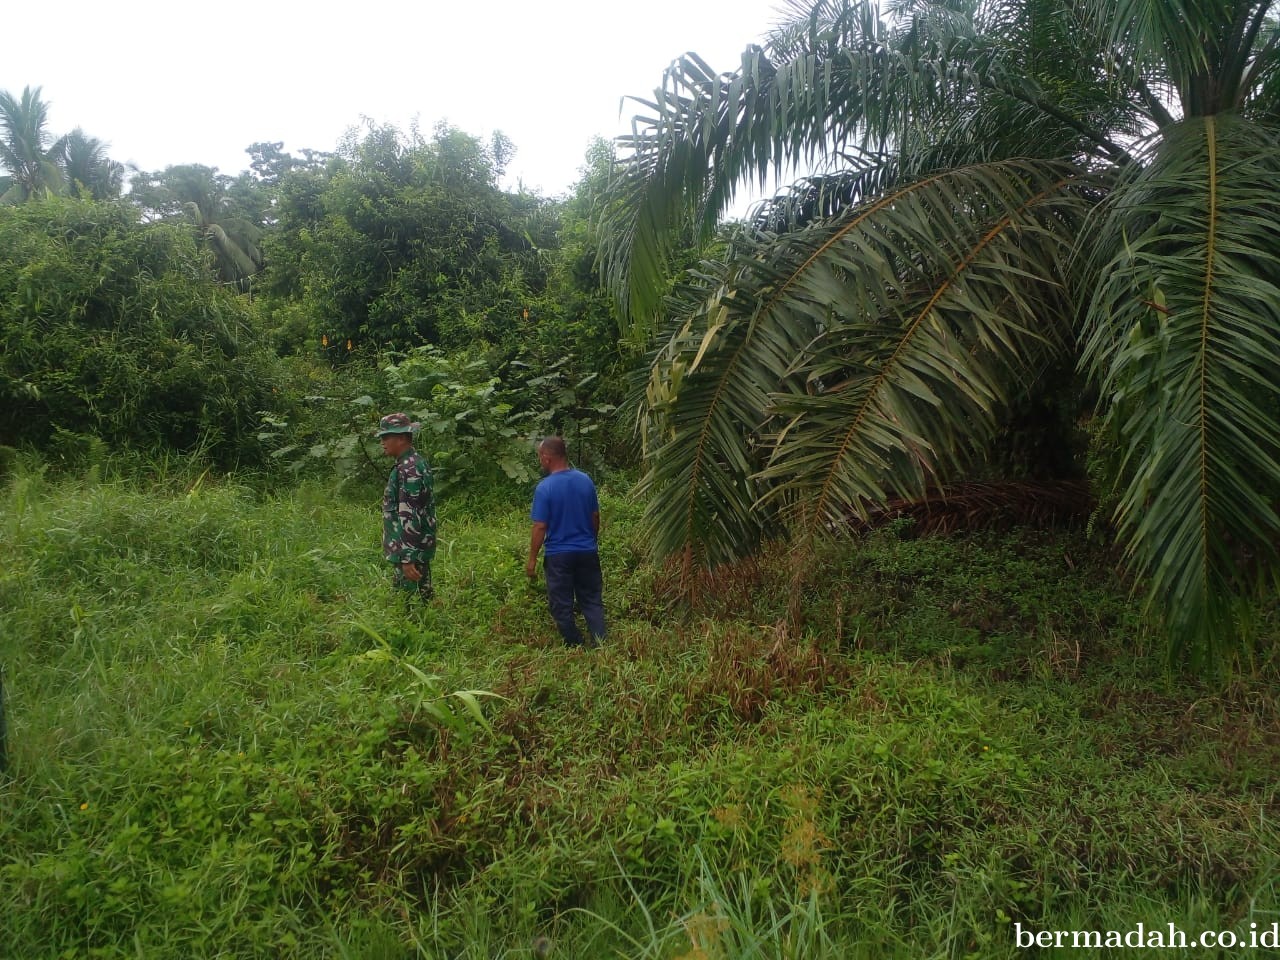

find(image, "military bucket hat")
[375,412,420,437]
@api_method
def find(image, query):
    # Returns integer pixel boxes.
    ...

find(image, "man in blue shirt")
[525,436,606,647]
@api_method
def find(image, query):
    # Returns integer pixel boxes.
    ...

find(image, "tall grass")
[1,458,1277,958]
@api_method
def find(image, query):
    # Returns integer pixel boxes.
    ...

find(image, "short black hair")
[539,436,567,459]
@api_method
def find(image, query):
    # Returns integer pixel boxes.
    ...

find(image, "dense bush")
[258,344,621,500]
[0,197,282,465]
[258,123,556,355]
[250,128,638,485]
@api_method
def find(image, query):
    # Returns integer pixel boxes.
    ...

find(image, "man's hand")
[527,522,547,580]
[401,561,422,582]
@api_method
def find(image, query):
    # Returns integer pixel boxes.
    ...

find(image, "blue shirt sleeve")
[531,481,549,523]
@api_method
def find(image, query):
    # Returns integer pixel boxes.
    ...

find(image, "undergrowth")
[1,460,1277,958]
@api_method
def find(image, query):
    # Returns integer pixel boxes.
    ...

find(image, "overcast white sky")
[4,0,792,200]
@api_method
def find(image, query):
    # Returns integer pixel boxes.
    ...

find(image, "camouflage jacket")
[382,448,436,565]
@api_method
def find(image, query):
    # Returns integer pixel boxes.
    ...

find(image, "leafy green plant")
[349,619,504,740]
[2,463,1277,958]
[524,360,616,451]
[257,121,555,355]
[259,344,620,494]
[0,196,281,465]
[601,0,1280,666]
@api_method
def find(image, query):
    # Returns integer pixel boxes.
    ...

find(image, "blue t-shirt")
[531,468,599,555]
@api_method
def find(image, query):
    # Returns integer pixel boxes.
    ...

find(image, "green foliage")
[259,122,555,354]
[600,0,1280,665]
[128,163,266,289]
[1082,114,1280,664]
[1,466,1277,957]
[251,130,636,477]
[349,621,505,739]
[0,85,67,204]
[254,128,633,474]
[259,345,618,496]
[0,196,281,464]
[256,365,386,487]
[385,345,540,488]
[60,128,124,200]
[0,86,123,205]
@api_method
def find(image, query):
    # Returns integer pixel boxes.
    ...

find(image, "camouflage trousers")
[393,561,434,605]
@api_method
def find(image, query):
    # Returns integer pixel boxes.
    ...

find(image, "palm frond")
[61,129,124,200]
[633,254,820,585]
[612,0,1280,665]
[0,86,65,201]
[752,160,1089,531]
[600,0,1140,334]
[1080,114,1280,663]
[599,2,912,333]
[1088,0,1280,115]
[1240,8,1280,116]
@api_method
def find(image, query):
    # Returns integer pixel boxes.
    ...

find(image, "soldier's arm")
[384,470,412,563]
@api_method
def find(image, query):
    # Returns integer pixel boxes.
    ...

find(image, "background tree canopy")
[0,90,631,478]
[0,197,278,463]
[259,122,559,354]
[129,164,265,289]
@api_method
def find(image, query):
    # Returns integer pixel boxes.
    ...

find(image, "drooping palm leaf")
[633,254,820,581]
[755,160,1089,529]
[131,165,264,287]
[602,0,960,332]
[608,0,1280,665]
[1081,115,1280,661]
[600,0,1138,335]
[637,158,1089,577]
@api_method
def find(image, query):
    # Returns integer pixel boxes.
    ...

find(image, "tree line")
[0,86,632,482]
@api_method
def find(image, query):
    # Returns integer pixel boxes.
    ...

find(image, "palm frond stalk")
[847,479,1093,536]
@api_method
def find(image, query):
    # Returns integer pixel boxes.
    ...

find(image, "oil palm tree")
[0,86,67,203]
[600,0,1280,663]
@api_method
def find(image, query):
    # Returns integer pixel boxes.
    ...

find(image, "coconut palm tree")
[130,164,263,289]
[60,128,124,200]
[0,86,67,203]
[599,0,1280,664]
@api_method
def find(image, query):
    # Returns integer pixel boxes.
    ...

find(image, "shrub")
[0,196,281,465]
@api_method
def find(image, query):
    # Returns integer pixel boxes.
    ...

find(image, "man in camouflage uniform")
[377,413,437,604]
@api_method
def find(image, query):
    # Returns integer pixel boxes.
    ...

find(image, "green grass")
[1,461,1277,958]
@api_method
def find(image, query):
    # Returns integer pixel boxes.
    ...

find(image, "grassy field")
[1,459,1278,958]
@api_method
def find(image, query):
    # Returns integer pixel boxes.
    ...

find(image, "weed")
[1,463,1277,957]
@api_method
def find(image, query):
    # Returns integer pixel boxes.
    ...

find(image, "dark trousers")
[543,551,606,646]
